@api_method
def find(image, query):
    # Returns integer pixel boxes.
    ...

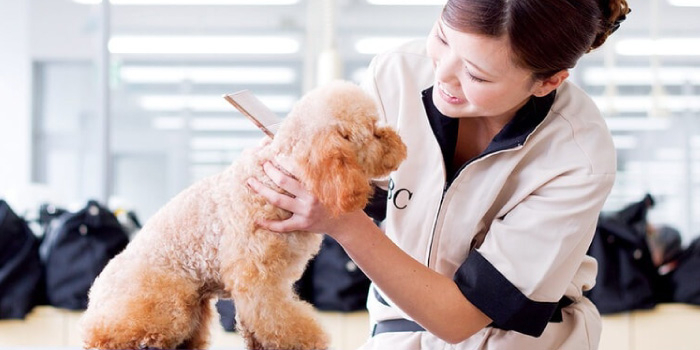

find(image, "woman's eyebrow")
[437,20,448,39]
[464,58,493,77]
[438,20,495,78]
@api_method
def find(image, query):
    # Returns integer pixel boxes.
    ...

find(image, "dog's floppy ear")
[301,130,371,217]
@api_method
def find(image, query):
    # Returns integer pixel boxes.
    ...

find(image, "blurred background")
[1,1,700,349]
[1,0,699,244]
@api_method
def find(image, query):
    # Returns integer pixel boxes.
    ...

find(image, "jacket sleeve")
[453,172,615,337]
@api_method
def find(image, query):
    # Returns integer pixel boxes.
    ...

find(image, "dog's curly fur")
[79,80,407,350]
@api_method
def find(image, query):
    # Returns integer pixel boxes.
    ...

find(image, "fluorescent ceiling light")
[592,95,700,113]
[74,0,299,5]
[616,38,700,56]
[605,117,670,131]
[190,151,240,164]
[624,161,683,175]
[612,135,638,150]
[109,35,299,55]
[152,116,265,131]
[152,116,186,130]
[655,148,685,161]
[366,0,445,4]
[191,118,261,131]
[355,37,422,55]
[120,66,296,84]
[190,136,261,150]
[583,67,700,85]
[668,0,700,6]
[140,94,295,112]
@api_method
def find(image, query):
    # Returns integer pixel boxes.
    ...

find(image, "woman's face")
[426,19,539,123]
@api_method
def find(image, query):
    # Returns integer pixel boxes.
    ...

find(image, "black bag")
[0,200,43,319]
[671,236,700,305]
[39,200,129,310]
[586,194,662,314]
[38,203,67,235]
[215,299,237,332]
[300,235,371,312]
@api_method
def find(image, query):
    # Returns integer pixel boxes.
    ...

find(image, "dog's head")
[275,80,407,217]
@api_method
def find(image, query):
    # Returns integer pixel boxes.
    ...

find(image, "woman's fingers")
[246,177,297,212]
[262,161,306,200]
[247,177,315,232]
[273,155,300,177]
[247,159,334,233]
[258,214,311,233]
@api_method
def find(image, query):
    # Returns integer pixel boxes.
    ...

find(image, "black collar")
[422,87,556,183]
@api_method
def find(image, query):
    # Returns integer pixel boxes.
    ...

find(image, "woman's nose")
[433,50,461,83]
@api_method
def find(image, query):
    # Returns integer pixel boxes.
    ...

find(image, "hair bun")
[589,0,632,52]
[609,6,630,34]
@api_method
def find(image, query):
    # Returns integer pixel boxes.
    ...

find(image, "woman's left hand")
[246,158,344,234]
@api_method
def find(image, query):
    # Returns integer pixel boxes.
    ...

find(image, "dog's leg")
[222,233,328,350]
[235,288,329,350]
[177,298,214,350]
[81,263,203,350]
[236,319,265,350]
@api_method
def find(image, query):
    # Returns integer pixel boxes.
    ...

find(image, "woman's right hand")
[246,158,363,238]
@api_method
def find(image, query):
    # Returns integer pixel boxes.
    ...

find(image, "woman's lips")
[437,83,464,104]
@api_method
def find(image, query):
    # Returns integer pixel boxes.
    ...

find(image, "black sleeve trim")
[453,250,559,337]
[363,186,388,223]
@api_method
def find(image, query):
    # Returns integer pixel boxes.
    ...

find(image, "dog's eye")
[337,130,351,141]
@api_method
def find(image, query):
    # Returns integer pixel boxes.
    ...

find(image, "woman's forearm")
[330,211,491,343]
[248,160,491,342]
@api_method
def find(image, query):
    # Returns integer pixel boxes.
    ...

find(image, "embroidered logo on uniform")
[388,178,413,210]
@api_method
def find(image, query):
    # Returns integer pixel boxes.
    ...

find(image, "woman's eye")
[465,67,488,83]
[435,34,447,45]
[468,73,487,83]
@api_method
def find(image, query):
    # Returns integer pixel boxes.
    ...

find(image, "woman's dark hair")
[442,0,631,80]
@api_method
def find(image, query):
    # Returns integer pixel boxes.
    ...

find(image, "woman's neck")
[452,117,499,166]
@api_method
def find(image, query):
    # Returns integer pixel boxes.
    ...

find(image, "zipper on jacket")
[420,88,553,269]
[425,182,448,268]
[424,145,525,268]
[424,158,448,268]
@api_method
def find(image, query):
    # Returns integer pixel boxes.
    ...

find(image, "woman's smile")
[437,82,465,104]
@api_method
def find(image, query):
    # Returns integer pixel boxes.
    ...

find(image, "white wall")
[0,0,95,213]
[0,0,31,199]
[29,0,93,61]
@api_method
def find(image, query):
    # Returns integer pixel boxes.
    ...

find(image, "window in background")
[32,0,305,220]
[33,62,101,205]
[106,2,304,218]
[111,59,302,219]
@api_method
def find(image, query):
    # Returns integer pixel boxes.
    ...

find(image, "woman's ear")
[301,131,371,217]
[532,69,569,97]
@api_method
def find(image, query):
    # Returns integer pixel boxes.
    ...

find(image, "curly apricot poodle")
[79,80,407,350]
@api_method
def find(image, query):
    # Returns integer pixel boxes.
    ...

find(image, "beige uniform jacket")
[358,40,616,350]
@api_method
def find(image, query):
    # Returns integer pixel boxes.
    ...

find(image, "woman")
[247,0,630,348]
